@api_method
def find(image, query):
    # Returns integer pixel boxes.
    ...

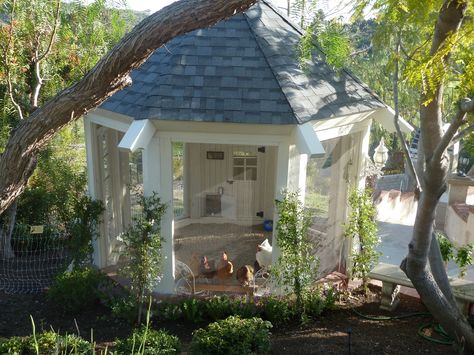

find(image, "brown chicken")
[216,251,234,279]
[189,253,200,277]
[199,255,216,278]
[236,265,254,286]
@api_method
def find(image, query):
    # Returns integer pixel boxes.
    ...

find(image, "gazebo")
[84,0,412,294]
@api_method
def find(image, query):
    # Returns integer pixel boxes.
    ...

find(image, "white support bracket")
[294,122,325,158]
[118,119,156,152]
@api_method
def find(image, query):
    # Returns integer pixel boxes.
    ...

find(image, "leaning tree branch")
[432,98,474,164]
[393,33,422,195]
[0,0,257,215]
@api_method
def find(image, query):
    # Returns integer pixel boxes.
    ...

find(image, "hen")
[217,251,234,279]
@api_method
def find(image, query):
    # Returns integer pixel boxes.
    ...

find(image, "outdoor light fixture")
[373,138,389,169]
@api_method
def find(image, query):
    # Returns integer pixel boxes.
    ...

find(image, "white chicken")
[256,239,272,268]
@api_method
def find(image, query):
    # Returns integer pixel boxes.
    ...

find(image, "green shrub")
[344,188,380,294]
[114,327,180,355]
[275,190,317,310]
[159,303,183,321]
[262,296,295,326]
[303,291,325,319]
[204,296,233,321]
[48,267,109,313]
[190,316,272,355]
[0,336,27,354]
[230,298,259,319]
[181,298,205,323]
[0,332,91,354]
[109,296,140,323]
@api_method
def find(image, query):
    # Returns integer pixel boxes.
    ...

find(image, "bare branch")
[451,123,474,145]
[431,98,474,161]
[393,34,421,195]
[3,0,24,120]
[31,0,61,109]
[350,45,372,57]
[36,0,61,63]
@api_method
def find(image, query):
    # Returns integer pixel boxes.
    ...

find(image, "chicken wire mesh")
[0,224,70,294]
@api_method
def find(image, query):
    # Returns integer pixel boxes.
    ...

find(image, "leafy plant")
[275,190,317,310]
[159,303,183,322]
[109,296,139,323]
[230,298,259,319]
[181,298,205,323]
[190,316,272,355]
[262,296,295,326]
[0,331,91,354]
[455,244,474,278]
[114,327,180,355]
[435,232,474,278]
[436,231,455,264]
[66,195,104,270]
[344,188,380,294]
[205,295,233,321]
[120,192,167,323]
[47,267,109,313]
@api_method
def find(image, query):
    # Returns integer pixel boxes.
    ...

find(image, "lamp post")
[373,138,389,170]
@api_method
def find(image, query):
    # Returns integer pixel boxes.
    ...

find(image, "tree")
[353,0,474,349]
[0,0,258,215]
[0,0,134,258]
[301,0,474,348]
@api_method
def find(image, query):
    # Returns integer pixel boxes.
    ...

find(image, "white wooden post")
[84,118,107,268]
[271,139,309,272]
[143,136,175,294]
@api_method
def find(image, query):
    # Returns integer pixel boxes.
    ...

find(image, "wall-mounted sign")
[207,151,224,160]
[30,225,44,234]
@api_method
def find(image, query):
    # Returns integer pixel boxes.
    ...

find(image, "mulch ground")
[0,286,460,354]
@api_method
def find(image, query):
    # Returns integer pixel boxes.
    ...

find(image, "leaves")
[344,188,380,293]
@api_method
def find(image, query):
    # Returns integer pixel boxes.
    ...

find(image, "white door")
[226,145,261,220]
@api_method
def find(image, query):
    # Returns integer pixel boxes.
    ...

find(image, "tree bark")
[0,201,17,259]
[401,0,474,350]
[0,0,257,215]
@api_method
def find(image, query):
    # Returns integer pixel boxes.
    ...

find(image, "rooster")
[217,251,234,279]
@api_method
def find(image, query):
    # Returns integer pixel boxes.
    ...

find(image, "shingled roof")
[101,0,385,125]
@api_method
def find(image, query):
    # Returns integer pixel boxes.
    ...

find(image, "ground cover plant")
[190,315,272,355]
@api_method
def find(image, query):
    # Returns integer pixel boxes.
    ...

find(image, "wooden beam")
[294,122,325,158]
[118,119,156,152]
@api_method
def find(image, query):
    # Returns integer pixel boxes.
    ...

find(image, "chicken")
[217,251,234,279]
[256,239,272,268]
[189,253,200,277]
[199,255,216,278]
[236,265,254,286]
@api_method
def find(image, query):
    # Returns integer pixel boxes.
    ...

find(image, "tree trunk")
[0,201,17,259]
[401,0,474,350]
[0,0,257,216]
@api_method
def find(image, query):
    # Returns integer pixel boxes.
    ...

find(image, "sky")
[126,0,354,20]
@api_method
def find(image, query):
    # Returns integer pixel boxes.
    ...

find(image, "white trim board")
[86,112,131,133]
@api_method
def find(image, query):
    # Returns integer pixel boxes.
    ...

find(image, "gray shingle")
[100,0,383,124]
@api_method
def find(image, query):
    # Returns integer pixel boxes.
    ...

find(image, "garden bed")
[0,285,459,354]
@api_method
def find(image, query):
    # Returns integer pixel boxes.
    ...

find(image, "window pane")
[233,167,245,180]
[246,167,257,180]
[234,157,245,166]
[246,157,257,166]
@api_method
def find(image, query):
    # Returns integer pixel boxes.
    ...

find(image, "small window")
[233,154,257,181]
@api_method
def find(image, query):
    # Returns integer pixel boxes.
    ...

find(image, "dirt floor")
[174,223,272,271]
[0,286,461,354]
